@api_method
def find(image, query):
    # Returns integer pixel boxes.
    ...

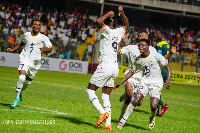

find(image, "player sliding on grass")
[7,19,52,108]
[86,5,129,130]
[114,38,171,130]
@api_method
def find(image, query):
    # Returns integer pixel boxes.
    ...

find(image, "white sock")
[86,89,105,114]
[16,75,26,98]
[118,103,128,122]
[119,104,135,126]
[102,93,111,126]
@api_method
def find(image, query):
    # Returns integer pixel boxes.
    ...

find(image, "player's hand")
[113,83,120,92]
[7,48,13,52]
[164,82,170,90]
[107,11,114,18]
[118,5,124,16]
[170,44,179,54]
[40,48,45,52]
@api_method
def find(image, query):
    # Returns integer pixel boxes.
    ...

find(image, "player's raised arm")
[118,5,129,29]
[163,44,179,59]
[97,11,114,27]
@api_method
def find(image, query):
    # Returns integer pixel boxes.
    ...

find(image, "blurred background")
[0,0,200,73]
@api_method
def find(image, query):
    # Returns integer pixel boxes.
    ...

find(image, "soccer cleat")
[104,125,113,130]
[159,104,169,117]
[95,112,109,127]
[149,117,155,129]
[11,98,21,108]
[117,124,123,129]
[119,93,125,102]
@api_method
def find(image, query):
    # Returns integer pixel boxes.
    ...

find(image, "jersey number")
[30,43,35,54]
[144,65,150,76]
[20,64,24,69]
[112,42,118,52]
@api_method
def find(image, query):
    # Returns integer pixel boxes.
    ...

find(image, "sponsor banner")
[0,52,89,74]
[0,52,19,67]
[171,71,200,86]
[39,57,89,74]
[118,65,128,78]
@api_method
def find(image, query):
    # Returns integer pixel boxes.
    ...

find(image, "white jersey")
[131,52,168,80]
[98,25,125,63]
[20,32,52,61]
[119,45,157,71]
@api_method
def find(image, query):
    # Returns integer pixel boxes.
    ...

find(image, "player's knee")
[151,103,157,112]
[18,75,26,83]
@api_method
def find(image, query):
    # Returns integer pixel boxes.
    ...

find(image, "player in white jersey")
[117,32,157,121]
[7,19,52,108]
[115,38,171,130]
[86,6,129,130]
[117,31,178,122]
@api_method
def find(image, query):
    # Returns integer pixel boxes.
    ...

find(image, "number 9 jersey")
[98,24,126,63]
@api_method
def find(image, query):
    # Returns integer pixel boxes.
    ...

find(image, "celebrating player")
[86,6,129,130]
[7,19,52,108]
[115,38,171,130]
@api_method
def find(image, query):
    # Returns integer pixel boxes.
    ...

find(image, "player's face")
[138,41,149,53]
[157,32,162,39]
[32,21,41,33]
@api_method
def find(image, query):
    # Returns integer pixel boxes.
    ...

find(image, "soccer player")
[156,29,170,116]
[7,19,52,108]
[117,31,177,121]
[115,39,171,130]
[117,31,157,121]
[86,6,129,130]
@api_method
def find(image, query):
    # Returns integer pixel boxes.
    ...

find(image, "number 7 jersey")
[20,32,52,61]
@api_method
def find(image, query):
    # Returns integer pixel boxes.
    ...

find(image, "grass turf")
[0,66,199,133]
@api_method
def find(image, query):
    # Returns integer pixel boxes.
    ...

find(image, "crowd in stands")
[0,2,200,68]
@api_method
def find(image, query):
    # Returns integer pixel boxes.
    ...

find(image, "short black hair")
[31,19,41,26]
[139,39,149,46]
[159,29,168,37]
[104,17,112,25]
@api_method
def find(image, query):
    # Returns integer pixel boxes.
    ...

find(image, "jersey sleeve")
[156,52,168,67]
[43,35,52,48]
[99,24,112,37]
[149,46,157,53]
[119,46,129,56]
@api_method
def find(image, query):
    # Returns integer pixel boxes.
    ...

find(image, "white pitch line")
[1,103,70,116]
[1,109,55,114]
[21,105,70,115]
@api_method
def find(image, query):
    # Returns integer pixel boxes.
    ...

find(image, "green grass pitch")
[0,66,199,133]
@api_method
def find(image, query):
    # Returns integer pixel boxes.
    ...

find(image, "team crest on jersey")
[150,61,153,67]
[37,40,42,45]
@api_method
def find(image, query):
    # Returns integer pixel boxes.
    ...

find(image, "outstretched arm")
[7,42,25,52]
[114,71,133,91]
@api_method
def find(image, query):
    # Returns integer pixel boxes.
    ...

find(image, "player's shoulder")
[38,33,49,39]
[24,32,31,36]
